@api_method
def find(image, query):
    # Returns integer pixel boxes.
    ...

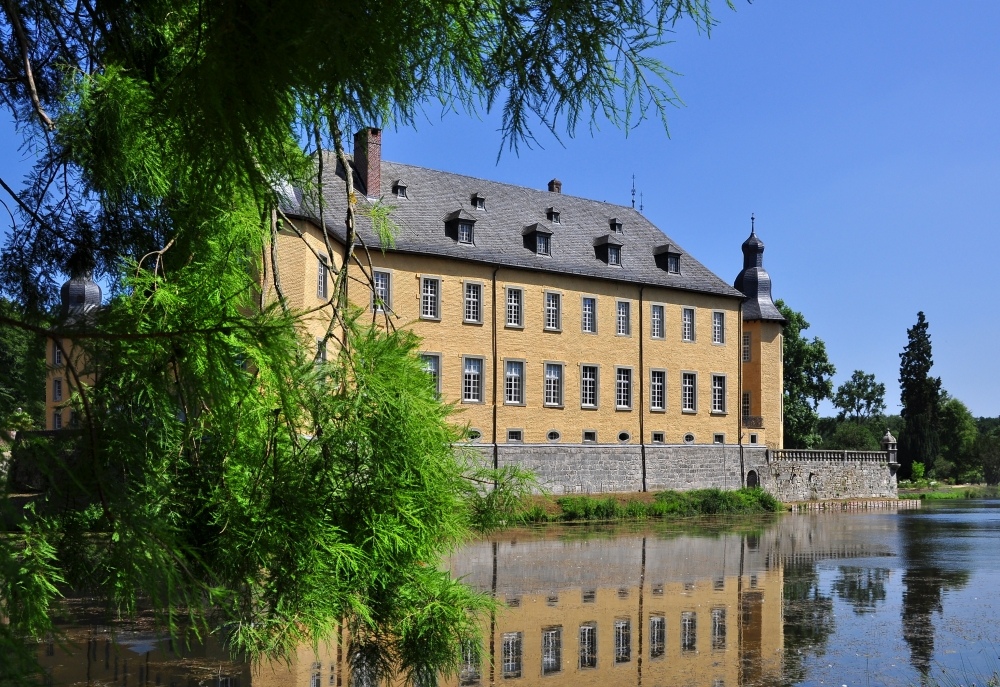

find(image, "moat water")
[37,501,1000,687]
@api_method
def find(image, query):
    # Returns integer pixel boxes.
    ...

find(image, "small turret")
[734,216,784,322]
[60,252,102,320]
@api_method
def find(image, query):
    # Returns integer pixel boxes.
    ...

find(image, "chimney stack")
[353,128,382,197]
[547,178,562,194]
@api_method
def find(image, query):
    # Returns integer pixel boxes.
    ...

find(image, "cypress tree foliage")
[898,312,942,478]
[0,0,724,682]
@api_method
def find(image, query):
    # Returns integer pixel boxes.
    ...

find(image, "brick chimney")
[547,178,562,193]
[353,128,382,197]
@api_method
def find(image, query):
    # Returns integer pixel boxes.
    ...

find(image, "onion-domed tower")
[734,217,785,448]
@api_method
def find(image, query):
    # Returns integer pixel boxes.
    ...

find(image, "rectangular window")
[750,433,759,444]
[617,301,631,336]
[714,433,725,444]
[742,391,751,419]
[506,288,523,327]
[465,282,482,323]
[372,271,391,312]
[463,358,483,402]
[713,311,725,344]
[651,304,664,339]
[581,366,598,407]
[53,409,62,430]
[542,626,562,675]
[317,255,329,299]
[649,616,666,659]
[650,370,665,411]
[536,233,550,255]
[579,624,597,669]
[583,430,597,443]
[421,278,440,319]
[742,332,752,362]
[582,297,597,333]
[608,245,621,266]
[460,640,481,686]
[421,354,441,394]
[667,254,680,273]
[712,375,726,413]
[682,307,695,341]
[544,363,563,406]
[681,612,697,653]
[507,429,523,443]
[711,609,727,650]
[616,368,632,410]
[53,340,63,366]
[52,378,63,402]
[545,292,561,330]
[501,632,522,679]
[614,619,631,664]
[458,221,474,244]
[505,360,524,405]
[651,431,665,443]
[682,373,696,412]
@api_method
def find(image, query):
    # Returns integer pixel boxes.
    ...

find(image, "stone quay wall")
[480,444,898,500]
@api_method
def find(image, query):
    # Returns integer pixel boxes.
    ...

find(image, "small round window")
[468,429,482,442]
[618,431,631,443]
[683,433,695,444]
[547,430,561,442]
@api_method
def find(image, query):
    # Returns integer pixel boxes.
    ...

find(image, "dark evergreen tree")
[898,312,942,478]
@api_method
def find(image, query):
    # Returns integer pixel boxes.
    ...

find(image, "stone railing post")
[882,429,898,465]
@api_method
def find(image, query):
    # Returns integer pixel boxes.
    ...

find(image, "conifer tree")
[898,311,942,478]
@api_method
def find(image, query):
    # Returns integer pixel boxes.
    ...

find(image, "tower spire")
[631,174,636,209]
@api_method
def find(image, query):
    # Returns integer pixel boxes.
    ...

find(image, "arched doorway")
[746,469,759,488]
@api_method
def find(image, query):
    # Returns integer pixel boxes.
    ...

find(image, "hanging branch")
[2,0,55,130]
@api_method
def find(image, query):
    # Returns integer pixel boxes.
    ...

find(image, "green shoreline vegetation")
[518,487,783,524]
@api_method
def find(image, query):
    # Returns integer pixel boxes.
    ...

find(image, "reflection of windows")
[505,361,524,405]
[542,626,562,675]
[649,615,665,659]
[459,640,481,686]
[711,608,727,650]
[581,365,598,408]
[502,632,522,679]
[681,612,697,652]
[579,623,597,669]
[506,288,523,327]
[614,619,631,664]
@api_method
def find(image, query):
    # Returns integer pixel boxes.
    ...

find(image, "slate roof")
[282,154,745,300]
[733,230,785,322]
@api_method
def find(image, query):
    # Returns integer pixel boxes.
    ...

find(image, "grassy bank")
[899,484,1000,500]
[520,487,783,524]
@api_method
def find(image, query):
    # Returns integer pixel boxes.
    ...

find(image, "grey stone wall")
[476,443,897,500]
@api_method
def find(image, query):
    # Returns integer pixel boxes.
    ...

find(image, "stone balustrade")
[771,449,889,463]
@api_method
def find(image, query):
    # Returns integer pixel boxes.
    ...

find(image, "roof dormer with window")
[444,209,477,245]
[594,234,624,266]
[610,218,624,234]
[472,192,486,210]
[653,244,681,273]
[522,223,552,256]
[393,180,408,198]
[546,207,561,224]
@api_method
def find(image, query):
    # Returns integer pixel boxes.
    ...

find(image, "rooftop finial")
[631,174,636,209]
[640,192,644,213]
[751,212,755,234]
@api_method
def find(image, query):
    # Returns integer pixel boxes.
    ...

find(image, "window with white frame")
[616,368,632,409]
[649,615,666,659]
[542,626,562,675]
[310,662,322,687]
[463,358,483,402]
[458,221,474,244]
[505,360,524,405]
[742,391,751,419]
[712,311,725,344]
[650,370,665,411]
[667,253,680,273]
[742,332,752,362]
[608,245,622,266]
[372,271,391,312]
[420,277,440,319]
[711,608,726,650]
[53,409,62,430]
[464,282,482,323]
[544,364,563,406]
[317,255,329,299]
[682,372,696,412]
[459,640,481,686]
[53,378,63,402]
[53,340,63,366]
[579,623,597,669]
[681,612,697,652]
[506,287,523,327]
[651,304,664,339]
[501,632,522,679]
[712,375,726,413]
[614,619,632,664]
[682,307,695,341]
[582,297,596,333]
[421,354,441,394]
[617,301,630,336]
[581,365,598,408]
[536,233,550,256]
[316,339,327,363]
[544,292,561,330]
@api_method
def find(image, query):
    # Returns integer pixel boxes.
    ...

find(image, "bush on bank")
[520,488,783,523]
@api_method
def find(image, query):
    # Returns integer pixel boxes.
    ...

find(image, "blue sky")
[3,1,1000,417]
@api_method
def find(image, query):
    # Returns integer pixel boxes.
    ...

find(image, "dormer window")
[667,254,680,273]
[472,193,486,210]
[546,207,561,224]
[458,221,474,244]
[393,180,407,198]
[610,218,623,234]
[654,244,682,273]
[608,245,621,265]
[536,233,551,256]
[594,234,623,266]
[522,223,553,255]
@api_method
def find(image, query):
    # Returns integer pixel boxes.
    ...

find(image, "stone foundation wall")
[479,444,897,500]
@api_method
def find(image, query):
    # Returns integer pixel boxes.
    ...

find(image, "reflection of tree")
[832,567,889,614]
[900,517,971,679]
[779,560,835,687]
